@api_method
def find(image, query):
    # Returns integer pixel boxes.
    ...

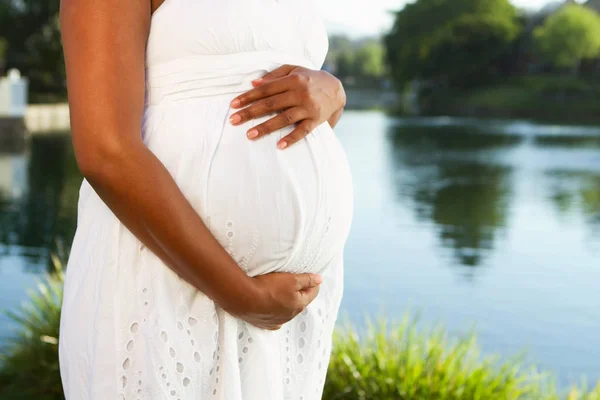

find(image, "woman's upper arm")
[60,0,151,175]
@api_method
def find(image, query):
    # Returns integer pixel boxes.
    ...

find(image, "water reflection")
[1,114,600,383]
[386,119,600,273]
[388,125,518,270]
[389,123,524,151]
[0,155,27,200]
[0,154,27,247]
[535,135,600,148]
[546,170,600,231]
[0,135,80,267]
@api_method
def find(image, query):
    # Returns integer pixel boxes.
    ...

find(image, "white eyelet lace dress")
[58,0,354,399]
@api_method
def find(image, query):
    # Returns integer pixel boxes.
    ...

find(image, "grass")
[1,250,599,399]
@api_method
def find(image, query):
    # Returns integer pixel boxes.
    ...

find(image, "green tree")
[326,35,354,77]
[354,40,386,80]
[385,0,520,89]
[23,14,65,100]
[534,4,600,73]
[326,36,388,83]
[336,49,357,78]
[0,0,64,101]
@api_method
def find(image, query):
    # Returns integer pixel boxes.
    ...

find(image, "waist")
[145,50,316,105]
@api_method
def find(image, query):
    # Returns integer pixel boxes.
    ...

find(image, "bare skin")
[230,61,347,149]
[59,0,328,331]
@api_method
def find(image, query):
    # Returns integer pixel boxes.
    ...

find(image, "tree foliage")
[354,41,386,80]
[326,35,387,83]
[0,0,64,100]
[534,4,600,71]
[385,0,521,89]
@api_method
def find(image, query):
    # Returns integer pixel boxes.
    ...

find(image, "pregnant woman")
[58,0,353,398]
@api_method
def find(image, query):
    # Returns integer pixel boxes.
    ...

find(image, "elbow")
[74,136,132,184]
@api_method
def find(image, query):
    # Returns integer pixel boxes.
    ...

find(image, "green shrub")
[325,317,600,400]
[1,251,599,400]
[0,251,64,400]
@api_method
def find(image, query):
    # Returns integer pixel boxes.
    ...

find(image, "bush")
[0,251,64,400]
[325,317,600,400]
[1,251,599,399]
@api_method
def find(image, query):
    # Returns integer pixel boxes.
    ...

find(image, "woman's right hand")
[232,272,322,330]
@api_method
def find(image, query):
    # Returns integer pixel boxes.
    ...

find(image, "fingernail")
[230,114,241,125]
[252,78,263,85]
[247,129,259,139]
[314,274,323,284]
[277,141,287,150]
[230,98,241,107]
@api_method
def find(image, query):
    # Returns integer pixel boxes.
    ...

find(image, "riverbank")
[420,76,600,125]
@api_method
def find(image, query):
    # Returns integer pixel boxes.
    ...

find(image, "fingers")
[300,286,320,307]
[243,107,305,141]
[230,78,288,109]
[257,324,282,331]
[277,120,314,150]
[296,273,323,291]
[251,64,297,86]
[230,74,308,109]
[229,92,298,127]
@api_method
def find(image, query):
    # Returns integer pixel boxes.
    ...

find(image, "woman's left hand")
[229,65,346,149]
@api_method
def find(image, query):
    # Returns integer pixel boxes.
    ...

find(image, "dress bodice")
[144,0,329,105]
[146,0,329,69]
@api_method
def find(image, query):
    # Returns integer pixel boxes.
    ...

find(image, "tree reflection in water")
[546,170,600,236]
[0,134,80,268]
[387,124,522,270]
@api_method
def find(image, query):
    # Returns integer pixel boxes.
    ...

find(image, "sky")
[318,0,580,37]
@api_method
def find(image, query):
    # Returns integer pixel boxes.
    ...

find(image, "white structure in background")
[0,68,71,133]
[0,69,28,117]
[25,103,71,133]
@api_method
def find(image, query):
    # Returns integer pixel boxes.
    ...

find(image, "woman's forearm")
[60,0,259,316]
[80,137,259,314]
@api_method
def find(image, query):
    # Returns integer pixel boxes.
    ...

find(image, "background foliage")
[326,36,388,86]
[0,0,64,102]
[534,4,600,71]
[385,0,521,89]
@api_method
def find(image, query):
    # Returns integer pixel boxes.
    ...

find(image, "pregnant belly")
[143,95,353,277]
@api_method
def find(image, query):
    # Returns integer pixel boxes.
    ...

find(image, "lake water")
[1,111,599,387]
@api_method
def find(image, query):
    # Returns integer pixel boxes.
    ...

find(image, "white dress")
[58,0,354,399]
